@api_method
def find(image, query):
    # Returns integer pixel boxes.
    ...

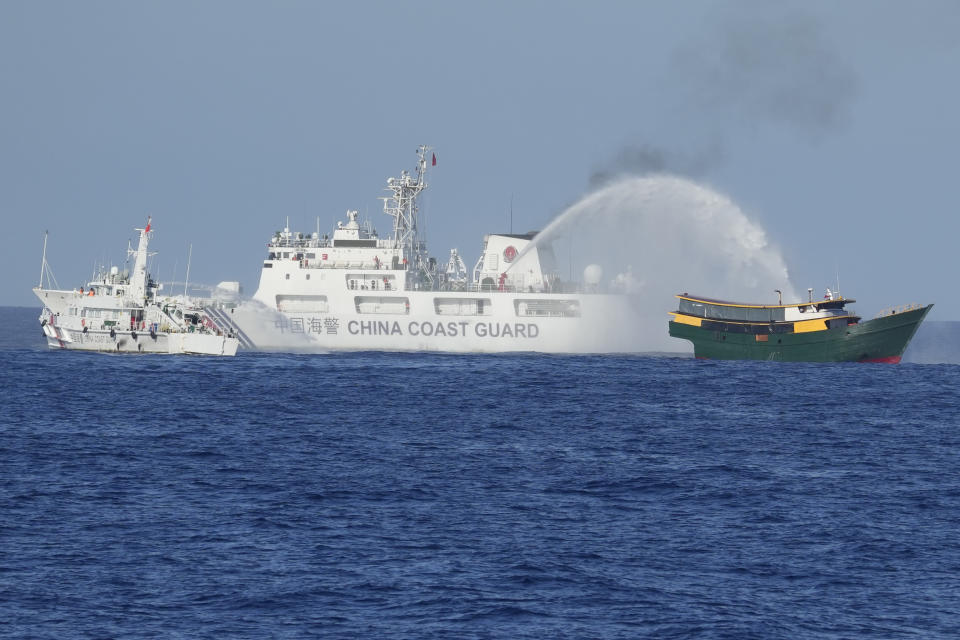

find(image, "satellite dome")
[583,264,603,285]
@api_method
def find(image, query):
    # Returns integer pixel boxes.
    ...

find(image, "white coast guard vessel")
[222,146,643,353]
[33,219,239,355]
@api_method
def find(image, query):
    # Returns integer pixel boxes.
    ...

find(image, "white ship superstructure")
[34,219,239,355]
[224,146,643,353]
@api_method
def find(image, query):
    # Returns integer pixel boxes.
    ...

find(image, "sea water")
[2,307,959,639]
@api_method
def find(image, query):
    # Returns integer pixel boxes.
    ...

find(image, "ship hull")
[41,324,238,355]
[668,304,932,362]
[223,291,646,354]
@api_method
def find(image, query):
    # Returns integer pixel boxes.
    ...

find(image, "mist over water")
[529,175,796,351]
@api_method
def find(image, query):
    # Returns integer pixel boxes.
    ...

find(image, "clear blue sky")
[2,1,958,317]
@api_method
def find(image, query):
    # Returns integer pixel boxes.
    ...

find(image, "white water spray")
[524,174,796,351]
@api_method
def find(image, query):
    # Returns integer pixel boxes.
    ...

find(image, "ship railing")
[874,303,923,318]
[306,260,386,270]
[269,236,403,251]
[441,282,600,295]
[268,237,333,250]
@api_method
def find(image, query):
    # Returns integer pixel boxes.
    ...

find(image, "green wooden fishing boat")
[668,292,931,362]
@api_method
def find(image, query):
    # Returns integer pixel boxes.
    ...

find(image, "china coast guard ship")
[223,146,642,353]
[34,219,239,355]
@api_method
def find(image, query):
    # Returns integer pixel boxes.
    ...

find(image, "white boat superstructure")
[222,146,644,353]
[33,219,239,355]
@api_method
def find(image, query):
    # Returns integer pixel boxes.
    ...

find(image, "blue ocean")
[3,306,959,639]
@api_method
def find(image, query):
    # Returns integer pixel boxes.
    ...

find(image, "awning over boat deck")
[676,294,854,323]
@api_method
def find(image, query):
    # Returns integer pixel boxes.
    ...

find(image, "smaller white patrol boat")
[33,218,239,355]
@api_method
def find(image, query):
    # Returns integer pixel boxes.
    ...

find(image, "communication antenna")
[183,244,193,297]
[510,193,514,234]
[38,231,48,288]
[775,289,782,305]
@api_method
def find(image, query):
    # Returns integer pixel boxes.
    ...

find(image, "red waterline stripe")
[859,356,901,364]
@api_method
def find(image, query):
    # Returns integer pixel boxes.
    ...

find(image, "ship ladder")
[203,306,256,350]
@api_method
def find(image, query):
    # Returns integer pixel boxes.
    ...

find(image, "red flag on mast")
[432,153,437,166]
[144,217,152,233]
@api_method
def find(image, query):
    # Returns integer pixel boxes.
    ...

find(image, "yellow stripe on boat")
[669,313,702,327]
[793,319,828,333]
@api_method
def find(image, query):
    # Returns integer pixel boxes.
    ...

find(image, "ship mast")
[381,145,430,267]
[128,216,153,301]
[38,231,48,289]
